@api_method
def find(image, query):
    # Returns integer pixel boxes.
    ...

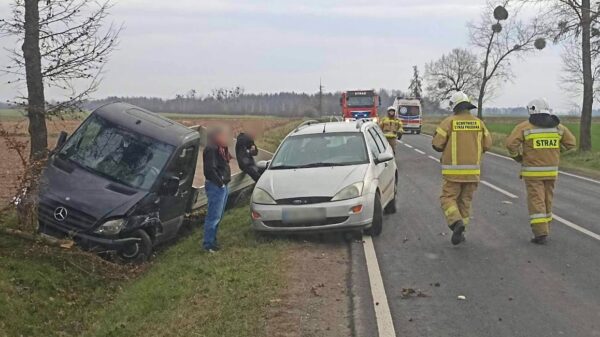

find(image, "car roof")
[290,121,376,136]
[92,102,199,146]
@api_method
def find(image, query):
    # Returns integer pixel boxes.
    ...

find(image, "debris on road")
[457,295,466,300]
[401,287,429,299]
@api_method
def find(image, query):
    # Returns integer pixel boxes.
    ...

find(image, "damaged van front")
[38,103,200,262]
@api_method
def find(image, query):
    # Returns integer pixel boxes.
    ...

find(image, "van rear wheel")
[118,229,152,264]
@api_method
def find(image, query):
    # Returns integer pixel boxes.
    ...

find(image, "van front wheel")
[118,229,152,264]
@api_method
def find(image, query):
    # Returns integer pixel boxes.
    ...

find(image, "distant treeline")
[84,90,447,117]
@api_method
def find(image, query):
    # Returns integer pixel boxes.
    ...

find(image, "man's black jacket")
[235,133,258,168]
[203,144,231,187]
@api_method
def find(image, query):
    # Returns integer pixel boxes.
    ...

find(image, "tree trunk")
[580,0,593,152]
[22,0,47,160]
[477,79,487,119]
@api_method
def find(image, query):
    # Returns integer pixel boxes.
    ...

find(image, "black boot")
[450,220,466,245]
[531,235,548,245]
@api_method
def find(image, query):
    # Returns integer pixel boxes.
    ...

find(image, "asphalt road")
[353,134,600,337]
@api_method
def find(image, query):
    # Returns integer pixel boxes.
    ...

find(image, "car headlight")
[94,218,126,235]
[331,182,364,201]
[252,188,276,205]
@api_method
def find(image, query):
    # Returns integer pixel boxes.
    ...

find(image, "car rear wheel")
[365,193,383,236]
[118,229,152,264]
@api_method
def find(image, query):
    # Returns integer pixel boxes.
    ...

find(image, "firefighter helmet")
[387,106,396,116]
[449,91,477,112]
[526,98,552,115]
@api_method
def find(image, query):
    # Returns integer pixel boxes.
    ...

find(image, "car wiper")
[269,165,301,170]
[296,162,347,168]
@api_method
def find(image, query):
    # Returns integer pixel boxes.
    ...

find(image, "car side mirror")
[257,160,270,170]
[160,176,180,196]
[375,152,394,164]
[55,131,68,150]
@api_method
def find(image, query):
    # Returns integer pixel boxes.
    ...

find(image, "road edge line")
[414,149,426,155]
[480,180,519,199]
[362,236,396,337]
[554,214,600,241]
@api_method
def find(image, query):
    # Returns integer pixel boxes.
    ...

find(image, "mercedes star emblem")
[54,207,68,222]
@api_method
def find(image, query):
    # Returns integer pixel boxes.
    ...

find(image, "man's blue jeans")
[203,180,229,250]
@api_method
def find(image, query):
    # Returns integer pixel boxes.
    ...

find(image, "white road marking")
[480,180,519,199]
[428,155,439,161]
[404,144,413,149]
[414,149,426,155]
[399,140,404,144]
[486,151,513,161]
[554,215,600,241]
[363,236,396,337]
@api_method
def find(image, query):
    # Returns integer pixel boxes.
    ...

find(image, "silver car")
[250,120,398,236]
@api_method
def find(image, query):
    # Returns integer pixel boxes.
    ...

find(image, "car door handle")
[384,163,388,167]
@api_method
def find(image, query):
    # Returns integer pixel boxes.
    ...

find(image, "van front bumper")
[38,221,140,250]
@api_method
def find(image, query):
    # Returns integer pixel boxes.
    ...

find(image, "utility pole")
[318,78,324,116]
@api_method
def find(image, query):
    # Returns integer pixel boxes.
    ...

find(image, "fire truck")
[340,90,381,121]
[393,97,422,134]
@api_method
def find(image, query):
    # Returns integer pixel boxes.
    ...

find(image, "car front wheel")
[365,193,383,236]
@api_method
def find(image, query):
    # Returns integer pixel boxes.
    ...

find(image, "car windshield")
[270,132,368,169]
[398,105,421,116]
[58,114,175,190]
[347,96,375,107]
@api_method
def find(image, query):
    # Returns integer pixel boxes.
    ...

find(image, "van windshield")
[270,132,368,169]
[58,115,174,190]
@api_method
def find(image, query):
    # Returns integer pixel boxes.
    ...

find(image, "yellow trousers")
[524,179,555,237]
[440,180,478,227]
[386,137,397,153]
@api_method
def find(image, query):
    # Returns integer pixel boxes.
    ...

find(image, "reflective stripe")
[443,169,481,175]
[463,218,470,225]
[521,166,559,177]
[530,213,547,219]
[530,213,553,224]
[524,128,559,136]
[525,133,561,141]
[442,165,480,170]
[477,131,483,164]
[444,205,458,216]
[451,131,457,165]
[436,127,447,137]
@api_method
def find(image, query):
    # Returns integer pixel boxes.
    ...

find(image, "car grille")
[276,197,332,205]
[38,201,97,231]
[263,216,349,228]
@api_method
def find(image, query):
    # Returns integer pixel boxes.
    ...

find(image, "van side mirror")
[375,152,394,164]
[160,176,180,196]
[257,160,270,170]
[55,131,68,150]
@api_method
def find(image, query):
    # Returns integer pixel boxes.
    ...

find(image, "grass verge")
[0,206,287,337]
[255,119,302,153]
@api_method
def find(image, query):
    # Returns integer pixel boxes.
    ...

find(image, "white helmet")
[449,91,477,112]
[526,98,552,115]
[387,106,396,115]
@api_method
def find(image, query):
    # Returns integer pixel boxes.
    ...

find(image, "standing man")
[202,126,232,253]
[236,127,262,182]
[506,99,576,244]
[379,106,403,152]
[432,92,492,245]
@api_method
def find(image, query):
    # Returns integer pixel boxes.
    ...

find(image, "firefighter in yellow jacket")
[379,106,403,152]
[506,98,576,244]
[432,92,492,245]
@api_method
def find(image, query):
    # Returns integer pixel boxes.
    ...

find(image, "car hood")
[257,164,368,200]
[38,157,149,228]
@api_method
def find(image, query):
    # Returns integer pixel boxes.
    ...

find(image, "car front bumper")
[251,194,374,233]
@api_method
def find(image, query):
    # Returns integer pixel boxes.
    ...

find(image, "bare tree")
[1,0,120,159]
[408,65,423,99]
[469,1,549,119]
[424,48,482,102]
[561,38,600,102]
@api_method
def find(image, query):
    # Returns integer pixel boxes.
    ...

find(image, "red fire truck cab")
[340,90,381,121]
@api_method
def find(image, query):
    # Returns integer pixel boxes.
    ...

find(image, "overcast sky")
[0,0,577,110]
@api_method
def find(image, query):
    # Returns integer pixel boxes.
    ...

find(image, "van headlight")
[252,188,276,205]
[331,182,364,201]
[94,219,126,235]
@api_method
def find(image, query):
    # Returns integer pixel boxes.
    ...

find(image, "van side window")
[168,145,196,185]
